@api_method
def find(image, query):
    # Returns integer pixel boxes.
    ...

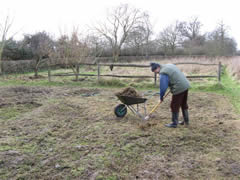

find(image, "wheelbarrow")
[114,91,170,120]
[114,95,148,120]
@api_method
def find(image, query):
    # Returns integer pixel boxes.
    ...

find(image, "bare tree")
[204,21,236,56]
[23,31,54,77]
[0,15,14,74]
[217,21,228,55]
[141,12,153,57]
[95,4,146,61]
[124,26,146,55]
[124,12,153,56]
[178,17,206,55]
[87,34,105,63]
[178,17,202,41]
[56,29,90,81]
[157,22,180,55]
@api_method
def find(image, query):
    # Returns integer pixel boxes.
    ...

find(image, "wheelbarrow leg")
[143,102,147,117]
[127,105,145,120]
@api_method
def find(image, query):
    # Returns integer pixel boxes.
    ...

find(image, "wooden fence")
[48,62,222,85]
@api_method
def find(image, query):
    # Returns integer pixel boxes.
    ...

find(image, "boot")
[179,109,189,125]
[165,112,178,128]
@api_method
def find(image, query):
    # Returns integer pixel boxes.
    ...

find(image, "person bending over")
[150,62,190,128]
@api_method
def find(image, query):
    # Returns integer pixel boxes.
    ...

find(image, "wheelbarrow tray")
[116,95,147,105]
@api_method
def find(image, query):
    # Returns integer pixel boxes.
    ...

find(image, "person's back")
[160,64,190,95]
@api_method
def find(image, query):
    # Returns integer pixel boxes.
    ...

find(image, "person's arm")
[160,74,169,101]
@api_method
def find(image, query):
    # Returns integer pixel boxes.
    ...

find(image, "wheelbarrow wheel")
[114,104,127,117]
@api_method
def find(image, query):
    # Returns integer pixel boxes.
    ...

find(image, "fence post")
[154,72,157,86]
[218,62,221,82]
[97,63,100,83]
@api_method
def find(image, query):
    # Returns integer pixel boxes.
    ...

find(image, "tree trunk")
[48,64,51,82]
[113,47,120,62]
[171,45,175,55]
[34,59,39,77]
[145,40,150,58]
[75,64,79,81]
[0,46,3,75]
[0,60,2,75]
[34,68,38,77]
[114,54,119,62]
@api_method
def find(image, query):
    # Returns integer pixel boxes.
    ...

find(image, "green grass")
[191,70,240,114]
[0,106,22,120]
[0,103,39,120]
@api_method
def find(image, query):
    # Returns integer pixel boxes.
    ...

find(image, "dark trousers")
[170,90,188,113]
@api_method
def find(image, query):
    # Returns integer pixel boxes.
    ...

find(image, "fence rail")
[48,62,222,85]
[51,62,219,68]
[52,73,218,78]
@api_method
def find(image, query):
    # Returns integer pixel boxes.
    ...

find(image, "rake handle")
[148,90,170,115]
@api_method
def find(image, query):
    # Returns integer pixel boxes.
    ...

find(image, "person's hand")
[160,97,164,103]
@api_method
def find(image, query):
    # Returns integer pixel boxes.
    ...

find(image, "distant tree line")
[0,4,238,64]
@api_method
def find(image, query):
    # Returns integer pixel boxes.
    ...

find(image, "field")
[0,57,240,179]
[227,56,240,80]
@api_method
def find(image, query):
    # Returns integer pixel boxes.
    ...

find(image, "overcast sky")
[1,0,239,49]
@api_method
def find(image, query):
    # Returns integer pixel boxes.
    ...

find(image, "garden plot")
[0,86,239,179]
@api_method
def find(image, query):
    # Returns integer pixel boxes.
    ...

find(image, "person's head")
[150,62,161,73]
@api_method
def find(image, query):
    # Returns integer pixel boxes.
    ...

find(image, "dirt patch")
[128,92,240,179]
[60,88,100,97]
[0,86,52,120]
[0,100,42,109]
[115,87,142,97]
[9,86,51,94]
[0,86,100,110]
[218,159,240,176]
[0,86,51,109]
[0,86,239,179]
[16,101,42,107]
[71,78,86,82]
[29,75,45,79]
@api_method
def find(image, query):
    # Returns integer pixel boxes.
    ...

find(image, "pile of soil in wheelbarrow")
[115,87,142,98]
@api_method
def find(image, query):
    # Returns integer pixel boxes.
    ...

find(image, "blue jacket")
[160,74,169,100]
